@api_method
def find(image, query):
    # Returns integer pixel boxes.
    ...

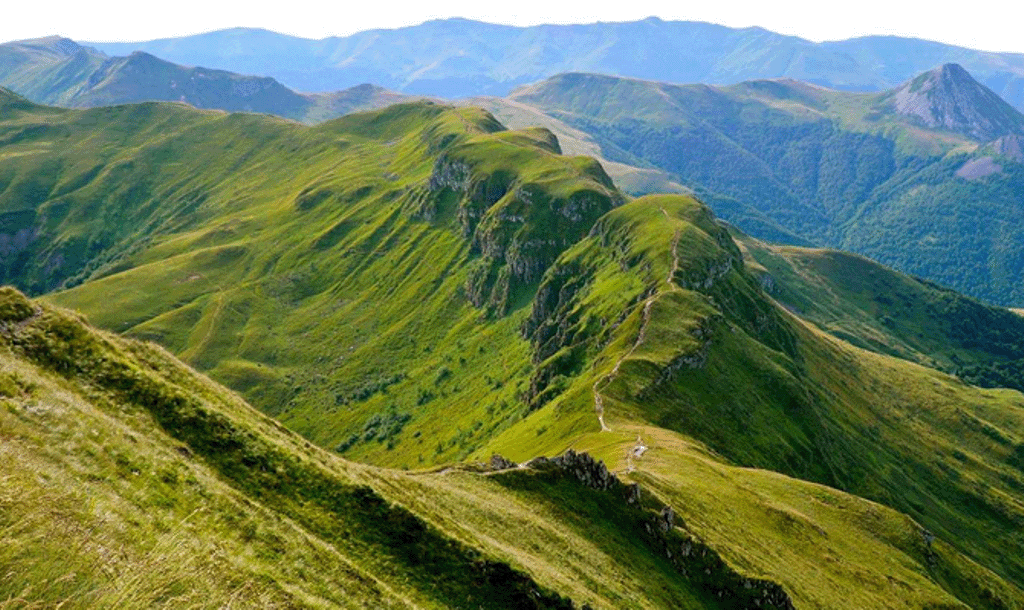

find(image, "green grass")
[737,233,1024,391]
[0,98,618,471]
[5,94,1024,608]
[5,287,1023,609]
[482,194,1024,607]
[507,71,1024,305]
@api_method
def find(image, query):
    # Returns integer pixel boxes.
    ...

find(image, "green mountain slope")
[1,93,622,466]
[506,67,1024,305]
[0,37,413,123]
[3,286,793,609]
[5,95,1024,606]
[737,233,1024,391]
[3,275,1021,609]
[483,194,1024,599]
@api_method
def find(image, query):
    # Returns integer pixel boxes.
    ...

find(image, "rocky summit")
[882,62,1024,141]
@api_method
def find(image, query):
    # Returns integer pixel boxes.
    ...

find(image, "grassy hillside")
[0,37,414,123]
[3,285,1021,609]
[0,93,621,467]
[6,94,1024,606]
[738,233,1024,391]
[479,194,1024,602]
[0,286,748,609]
[507,69,1024,305]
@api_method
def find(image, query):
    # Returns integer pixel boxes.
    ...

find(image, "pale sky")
[3,0,1021,55]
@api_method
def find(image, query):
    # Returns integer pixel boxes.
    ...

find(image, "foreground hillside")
[2,286,1021,609]
[2,286,788,609]
[503,66,1024,305]
[3,94,1024,606]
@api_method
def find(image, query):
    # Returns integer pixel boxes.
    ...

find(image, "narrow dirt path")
[592,208,680,433]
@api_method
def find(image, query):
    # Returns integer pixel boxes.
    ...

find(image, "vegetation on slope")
[485,194,1024,605]
[5,93,1024,607]
[0,95,619,467]
[507,68,1024,304]
[738,233,1024,392]
[4,281,1022,609]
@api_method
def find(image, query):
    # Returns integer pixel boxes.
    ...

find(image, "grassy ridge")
[483,194,1024,605]
[5,288,1022,609]
[0,96,619,466]
[5,94,1024,606]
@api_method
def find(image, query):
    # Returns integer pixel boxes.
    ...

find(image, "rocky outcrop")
[955,156,1002,180]
[989,134,1024,161]
[648,315,721,390]
[500,450,795,610]
[677,256,735,292]
[883,64,1024,142]
[525,449,618,491]
[489,453,517,471]
[426,141,622,316]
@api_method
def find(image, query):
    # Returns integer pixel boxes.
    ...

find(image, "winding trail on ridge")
[592,207,681,434]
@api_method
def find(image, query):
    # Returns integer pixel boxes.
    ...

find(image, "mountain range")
[0,36,415,122]
[3,88,1024,607]
[488,64,1024,305]
[7,33,1024,306]
[85,18,1024,110]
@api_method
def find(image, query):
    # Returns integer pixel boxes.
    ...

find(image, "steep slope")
[0,96,621,466]
[879,63,1024,140]
[6,96,1024,606]
[483,195,1024,602]
[0,36,106,105]
[2,286,779,609]
[0,37,415,123]
[737,232,1024,391]
[4,272,1022,609]
[506,68,1024,304]
[86,19,1024,110]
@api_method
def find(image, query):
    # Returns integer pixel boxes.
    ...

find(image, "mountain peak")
[4,35,86,58]
[883,63,1024,141]
[0,86,35,110]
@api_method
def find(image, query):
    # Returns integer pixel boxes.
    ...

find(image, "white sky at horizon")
[3,0,1021,55]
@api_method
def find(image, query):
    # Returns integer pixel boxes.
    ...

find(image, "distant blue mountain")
[89,18,1024,108]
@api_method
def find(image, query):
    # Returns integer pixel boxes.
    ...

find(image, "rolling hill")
[0,36,414,123]
[85,19,1024,110]
[3,92,1024,607]
[500,66,1024,305]
[736,231,1024,392]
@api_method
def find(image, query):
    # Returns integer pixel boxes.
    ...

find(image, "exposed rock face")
[489,454,517,471]
[990,134,1024,161]
[427,143,622,316]
[512,450,796,610]
[677,256,735,292]
[956,156,1002,180]
[884,63,1024,142]
[551,449,616,490]
[655,314,720,381]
